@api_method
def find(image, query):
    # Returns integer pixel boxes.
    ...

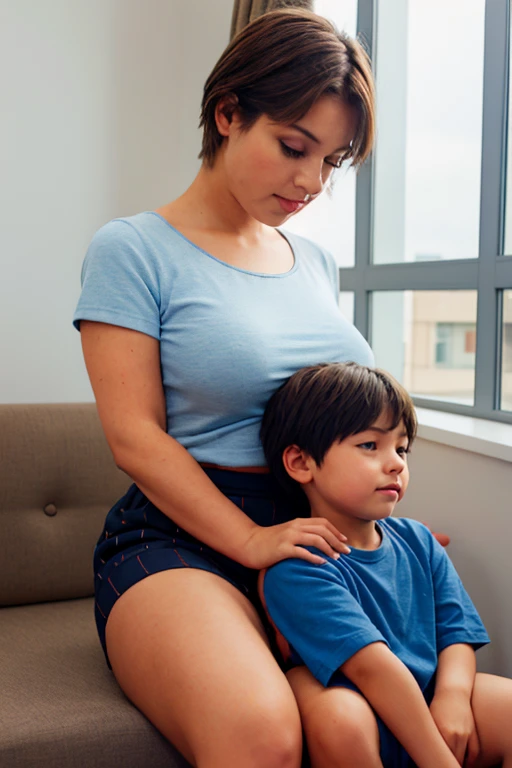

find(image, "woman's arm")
[342,642,460,768]
[80,321,348,568]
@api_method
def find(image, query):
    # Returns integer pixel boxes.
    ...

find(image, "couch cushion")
[0,403,129,605]
[0,598,190,768]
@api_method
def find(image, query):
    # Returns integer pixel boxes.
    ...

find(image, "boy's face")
[305,412,410,523]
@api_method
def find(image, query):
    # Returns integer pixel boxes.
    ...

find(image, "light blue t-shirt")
[73,212,374,466]
[263,518,489,690]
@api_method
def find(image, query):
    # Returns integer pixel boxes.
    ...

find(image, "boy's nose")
[385,454,406,474]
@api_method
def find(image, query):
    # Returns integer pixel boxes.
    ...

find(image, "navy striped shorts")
[94,466,303,667]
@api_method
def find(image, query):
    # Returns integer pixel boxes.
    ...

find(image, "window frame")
[344,0,512,423]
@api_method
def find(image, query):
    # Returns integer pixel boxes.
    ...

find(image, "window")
[371,291,477,405]
[311,0,512,424]
[373,0,485,266]
[434,325,476,371]
[285,0,358,268]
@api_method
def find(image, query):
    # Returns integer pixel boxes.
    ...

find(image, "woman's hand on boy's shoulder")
[422,523,451,548]
[240,517,350,570]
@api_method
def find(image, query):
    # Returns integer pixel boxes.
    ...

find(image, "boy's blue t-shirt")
[263,518,489,691]
[73,212,374,467]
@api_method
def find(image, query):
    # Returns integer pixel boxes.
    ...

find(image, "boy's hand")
[430,690,480,765]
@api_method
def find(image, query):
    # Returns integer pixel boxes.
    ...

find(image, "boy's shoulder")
[380,517,441,559]
[382,515,432,539]
[381,516,431,538]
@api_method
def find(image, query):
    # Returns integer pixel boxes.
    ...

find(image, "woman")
[74,10,376,767]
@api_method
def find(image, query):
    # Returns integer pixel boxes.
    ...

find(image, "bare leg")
[470,672,512,767]
[106,569,303,768]
[286,666,383,768]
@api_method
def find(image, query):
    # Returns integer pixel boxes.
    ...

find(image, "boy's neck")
[310,507,382,551]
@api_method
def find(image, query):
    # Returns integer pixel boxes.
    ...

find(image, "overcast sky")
[289,0,488,265]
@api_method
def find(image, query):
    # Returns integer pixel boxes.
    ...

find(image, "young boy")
[259,362,512,768]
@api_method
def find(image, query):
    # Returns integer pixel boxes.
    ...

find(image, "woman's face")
[217,95,359,225]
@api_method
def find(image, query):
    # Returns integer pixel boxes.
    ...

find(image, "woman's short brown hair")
[199,9,375,168]
[260,362,417,496]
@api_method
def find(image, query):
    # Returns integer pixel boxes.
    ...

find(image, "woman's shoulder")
[77,213,182,310]
[83,211,188,281]
[90,211,176,250]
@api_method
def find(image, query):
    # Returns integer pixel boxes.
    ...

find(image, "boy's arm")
[434,643,476,698]
[429,644,479,764]
[426,529,489,762]
[342,642,460,768]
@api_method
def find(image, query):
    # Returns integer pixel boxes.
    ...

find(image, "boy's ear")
[214,94,241,137]
[282,445,314,486]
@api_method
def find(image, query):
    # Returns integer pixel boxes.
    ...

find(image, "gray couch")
[0,403,190,768]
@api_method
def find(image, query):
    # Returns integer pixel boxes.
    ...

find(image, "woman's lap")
[94,467,298,667]
[94,468,305,765]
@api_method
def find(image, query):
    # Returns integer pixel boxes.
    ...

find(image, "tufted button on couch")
[0,403,190,768]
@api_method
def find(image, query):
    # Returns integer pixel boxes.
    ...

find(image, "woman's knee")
[195,696,303,768]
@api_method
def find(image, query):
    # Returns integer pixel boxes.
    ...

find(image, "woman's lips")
[275,195,307,214]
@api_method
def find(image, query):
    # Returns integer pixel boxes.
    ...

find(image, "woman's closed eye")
[279,141,305,159]
[279,141,344,168]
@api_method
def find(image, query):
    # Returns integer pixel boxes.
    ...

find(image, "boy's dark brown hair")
[199,9,375,168]
[260,362,417,496]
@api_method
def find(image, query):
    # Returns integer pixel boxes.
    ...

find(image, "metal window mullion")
[495,256,512,286]
[473,0,509,413]
[352,158,372,337]
[340,260,478,291]
[347,0,377,340]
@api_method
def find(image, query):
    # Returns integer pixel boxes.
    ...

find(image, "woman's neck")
[166,164,266,239]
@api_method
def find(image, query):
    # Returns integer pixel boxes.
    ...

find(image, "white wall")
[0,0,233,403]
[401,438,512,678]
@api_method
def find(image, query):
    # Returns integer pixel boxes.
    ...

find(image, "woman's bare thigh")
[106,568,302,768]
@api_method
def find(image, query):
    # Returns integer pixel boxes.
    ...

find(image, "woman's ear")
[282,445,314,487]
[214,94,241,137]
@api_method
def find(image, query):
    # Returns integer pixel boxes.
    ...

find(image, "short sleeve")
[73,219,161,339]
[429,537,490,653]
[263,552,387,687]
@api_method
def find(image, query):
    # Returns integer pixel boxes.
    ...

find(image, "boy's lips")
[377,483,401,499]
[378,483,400,492]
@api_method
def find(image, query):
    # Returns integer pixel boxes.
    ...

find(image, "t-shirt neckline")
[344,523,391,563]
[147,211,299,278]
